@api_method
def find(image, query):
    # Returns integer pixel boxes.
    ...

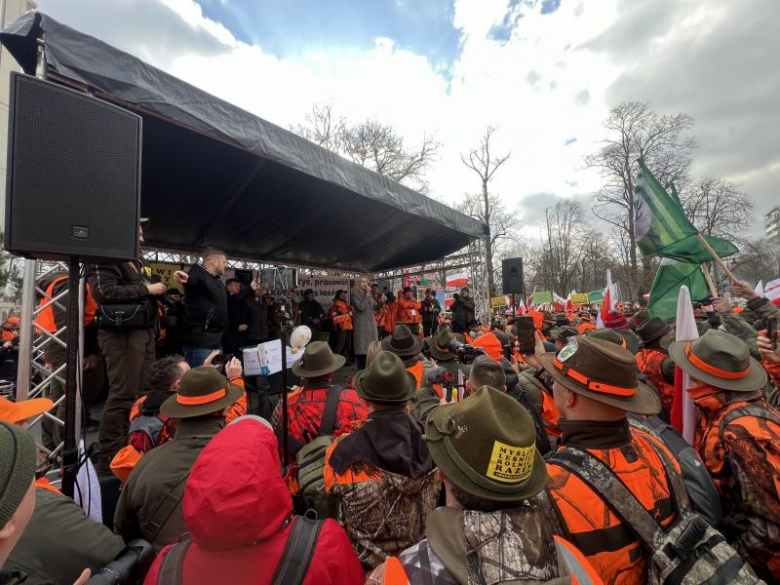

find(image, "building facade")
[766,206,780,244]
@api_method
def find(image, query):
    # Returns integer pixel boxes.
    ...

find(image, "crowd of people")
[1,229,780,584]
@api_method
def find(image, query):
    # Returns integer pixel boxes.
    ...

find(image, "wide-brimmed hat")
[553,313,569,327]
[0,396,54,424]
[425,329,456,361]
[637,317,672,345]
[354,351,416,403]
[425,386,547,502]
[587,328,639,355]
[668,330,767,392]
[381,324,424,357]
[291,341,346,378]
[551,326,579,343]
[539,336,661,415]
[161,367,243,419]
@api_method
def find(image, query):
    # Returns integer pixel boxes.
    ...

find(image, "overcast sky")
[34,0,779,239]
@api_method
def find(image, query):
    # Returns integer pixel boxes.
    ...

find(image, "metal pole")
[280,332,289,464]
[15,259,37,401]
[61,258,80,497]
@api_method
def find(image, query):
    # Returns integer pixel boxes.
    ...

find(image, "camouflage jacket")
[326,461,440,569]
[720,311,761,359]
[390,494,575,584]
[692,385,780,581]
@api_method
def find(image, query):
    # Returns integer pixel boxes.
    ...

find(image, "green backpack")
[293,386,342,519]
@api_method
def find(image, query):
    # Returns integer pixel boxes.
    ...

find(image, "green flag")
[635,162,739,263]
[588,289,604,304]
[648,259,709,321]
[532,290,553,306]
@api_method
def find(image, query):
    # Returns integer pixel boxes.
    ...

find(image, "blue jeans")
[183,346,219,368]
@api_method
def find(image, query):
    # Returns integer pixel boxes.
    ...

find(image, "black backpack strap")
[548,448,663,549]
[318,386,343,437]
[271,516,324,585]
[146,472,190,544]
[719,404,780,436]
[156,538,192,585]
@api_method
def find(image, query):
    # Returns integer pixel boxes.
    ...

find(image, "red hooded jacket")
[143,418,364,585]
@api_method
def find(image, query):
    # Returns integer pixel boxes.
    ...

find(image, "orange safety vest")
[547,430,679,584]
[397,298,422,325]
[407,361,424,390]
[329,299,354,331]
[35,276,98,333]
[636,348,674,419]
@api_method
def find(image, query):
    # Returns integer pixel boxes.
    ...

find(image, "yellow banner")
[490,296,507,308]
[148,262,183,289]
[571,293,589,305]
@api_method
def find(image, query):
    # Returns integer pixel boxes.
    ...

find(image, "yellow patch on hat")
[486,440,534,483]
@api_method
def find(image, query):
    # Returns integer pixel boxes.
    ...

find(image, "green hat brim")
[381,334,424,357]
[538,352,661,415]
[291,353,346,378]
[354,369,417,404]
[160,383,244,419]
[424,336,455,362]
[425,403,548,502]
[668,340,768,392]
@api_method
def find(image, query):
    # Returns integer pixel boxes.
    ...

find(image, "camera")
[85,539,155,585]
[447,339,485,364]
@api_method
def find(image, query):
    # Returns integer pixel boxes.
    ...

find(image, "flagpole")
[696,234,738,284]
[700,264,718,297]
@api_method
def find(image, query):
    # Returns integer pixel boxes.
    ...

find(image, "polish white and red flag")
[446,270,469,288]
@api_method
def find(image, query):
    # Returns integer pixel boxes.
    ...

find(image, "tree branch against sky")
[459,126,515,298]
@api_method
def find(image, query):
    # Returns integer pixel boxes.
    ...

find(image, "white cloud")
[33,0,777,239]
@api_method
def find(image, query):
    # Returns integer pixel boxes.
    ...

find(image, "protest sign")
[147,262,183,288]
[571,293,589,305]
[293,275,351,309]
[490,296,507,308]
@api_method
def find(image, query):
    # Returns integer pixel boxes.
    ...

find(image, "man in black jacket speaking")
[174,248,230,367]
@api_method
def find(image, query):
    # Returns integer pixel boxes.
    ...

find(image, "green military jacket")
[114,416,224,548]
[4,488,124,585]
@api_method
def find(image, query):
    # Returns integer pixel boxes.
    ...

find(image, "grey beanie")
[0,421,36,528]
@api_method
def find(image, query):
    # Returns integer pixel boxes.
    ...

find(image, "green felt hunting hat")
[161,366,243,419]
[425,329,456,362]
[291,341,346,378]
[354,351,417,403]
[587,327,640,355]
[668,330,767,392]
[637,317,672,346]
[381,324,424,357]
[425,386,547,502]
[551,326,579,343]
[0,421,36,529]
[539,336,661,415]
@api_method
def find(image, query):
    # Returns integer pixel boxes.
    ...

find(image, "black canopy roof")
[0,12,486,272]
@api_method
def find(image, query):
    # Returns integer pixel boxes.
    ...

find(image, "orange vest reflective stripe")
[407,361,424,390]
[35,276,98,333]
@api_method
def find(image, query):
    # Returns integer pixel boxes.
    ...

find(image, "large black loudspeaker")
[502,257,524,294]
[5,72,142,262]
